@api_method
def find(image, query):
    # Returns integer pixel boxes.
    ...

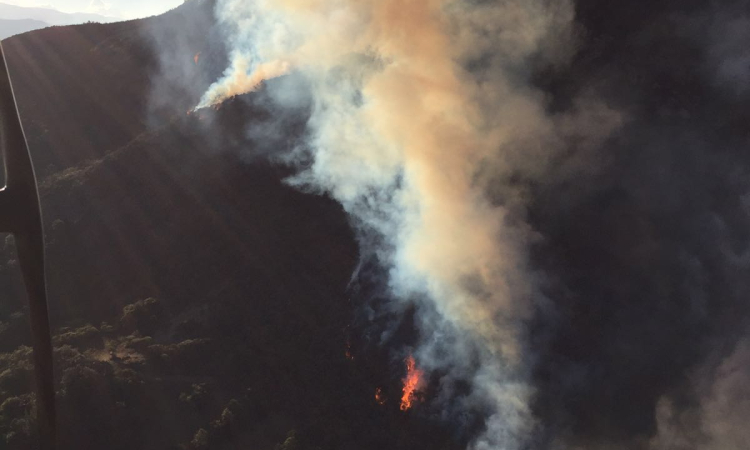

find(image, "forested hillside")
[0,1,457,448]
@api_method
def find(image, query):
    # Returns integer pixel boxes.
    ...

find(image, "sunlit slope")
[3,0,356,346]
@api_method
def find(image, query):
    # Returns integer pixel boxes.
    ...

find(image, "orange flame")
[194,52,201,64]
[375,387,386,405]
[345,340,354,360]
[400,355,424,411]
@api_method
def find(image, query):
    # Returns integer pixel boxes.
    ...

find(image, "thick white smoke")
[199,0,619,447]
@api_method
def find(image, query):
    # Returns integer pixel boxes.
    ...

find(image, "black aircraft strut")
[0,42,56,450]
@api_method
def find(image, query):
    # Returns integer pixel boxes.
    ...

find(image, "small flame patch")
[400,355,424,411]
[194,52,201,64]
[345,340,354,360]
[375,387,386,405]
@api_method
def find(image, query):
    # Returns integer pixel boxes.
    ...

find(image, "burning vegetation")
[375,388,386,406]
[400,356,424,411]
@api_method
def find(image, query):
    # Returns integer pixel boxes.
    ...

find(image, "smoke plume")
[177,0,750,448]
[196,0,619,448]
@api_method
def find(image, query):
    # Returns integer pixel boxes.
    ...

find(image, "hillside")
[0,1,459,449]
[5,0,750,449]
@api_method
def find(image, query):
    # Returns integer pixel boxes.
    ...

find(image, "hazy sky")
[5,0,183,20]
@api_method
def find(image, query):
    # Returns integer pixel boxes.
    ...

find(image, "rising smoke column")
[198,0,618,447]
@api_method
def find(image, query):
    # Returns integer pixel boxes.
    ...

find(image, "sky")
[5,0,183,20]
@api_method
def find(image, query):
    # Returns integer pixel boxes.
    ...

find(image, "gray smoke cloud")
[142,0,750,448]
[195,0,620,448]
[141,0,228,126]
[524,1,750,449]
[650,337,750,450]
